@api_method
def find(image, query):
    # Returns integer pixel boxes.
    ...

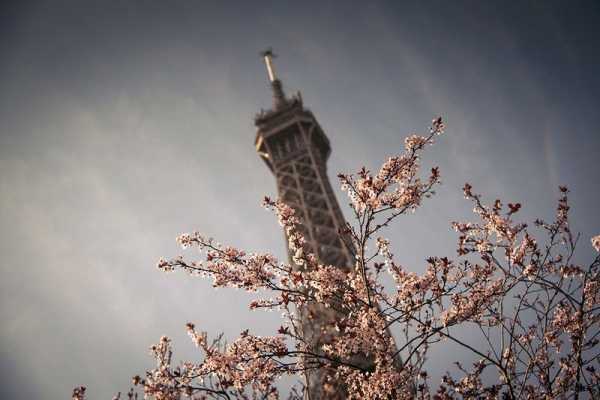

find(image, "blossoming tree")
[74,118,600,399]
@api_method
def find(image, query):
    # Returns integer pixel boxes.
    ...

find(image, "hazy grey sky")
[1,1,599,398]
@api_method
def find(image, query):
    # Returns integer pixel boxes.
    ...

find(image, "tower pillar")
[255,50,354,398]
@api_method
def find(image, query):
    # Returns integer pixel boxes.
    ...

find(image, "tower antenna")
[259,48,287,109]
[260,48,277,82]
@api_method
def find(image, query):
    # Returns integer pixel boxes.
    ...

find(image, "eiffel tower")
[254,49,355,398]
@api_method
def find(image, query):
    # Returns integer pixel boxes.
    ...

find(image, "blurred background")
[1,1,599,398]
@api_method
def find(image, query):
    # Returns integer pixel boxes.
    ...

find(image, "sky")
[1,1,599,398]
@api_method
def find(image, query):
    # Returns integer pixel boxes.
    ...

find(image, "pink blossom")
[592,234,600,252]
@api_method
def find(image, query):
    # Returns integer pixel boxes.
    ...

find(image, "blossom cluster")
[74,117,599,399]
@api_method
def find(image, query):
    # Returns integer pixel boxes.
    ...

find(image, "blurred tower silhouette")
[254,50,353,398]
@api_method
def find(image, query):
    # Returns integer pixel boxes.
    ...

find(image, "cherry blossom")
[592,235,600,252]
[74,117,599,399]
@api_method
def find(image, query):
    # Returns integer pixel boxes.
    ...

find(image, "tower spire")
[260,48,287,110]
[261,48,277,82]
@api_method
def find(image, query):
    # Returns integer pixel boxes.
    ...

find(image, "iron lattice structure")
[254,53,355,398]
[255,99,351,269]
